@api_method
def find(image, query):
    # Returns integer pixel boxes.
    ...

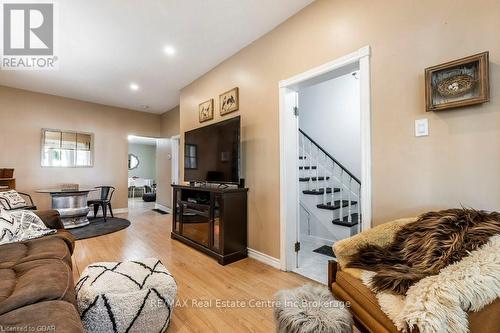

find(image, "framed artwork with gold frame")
[425,52,489,112]
[199,99,214,123]
[219,87,239,115]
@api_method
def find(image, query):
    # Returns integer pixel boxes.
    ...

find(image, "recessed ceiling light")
[163,45,176,56]
[129,83,139,91]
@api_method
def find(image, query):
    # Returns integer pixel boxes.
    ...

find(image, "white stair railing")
[299,129,361,229]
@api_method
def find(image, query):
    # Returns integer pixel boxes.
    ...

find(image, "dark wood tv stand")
[171,184,248,265]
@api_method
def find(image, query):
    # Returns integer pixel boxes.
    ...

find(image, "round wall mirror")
[128,154,139,170]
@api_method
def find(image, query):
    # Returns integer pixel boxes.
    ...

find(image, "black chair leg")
[93,204,99,218]
[108,203,114,218]
[102,203,108,222]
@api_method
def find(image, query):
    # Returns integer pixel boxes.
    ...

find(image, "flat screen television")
[184,116,240,184]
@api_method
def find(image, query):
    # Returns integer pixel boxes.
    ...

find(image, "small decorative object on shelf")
[425,51,489,111]
[0,168,14,178]
[199,98,214,123]
[0,169,15,190]
[219,87,239,116]
[61,183,79,191]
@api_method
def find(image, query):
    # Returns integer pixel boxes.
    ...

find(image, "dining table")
[128,177,154,197]
[36,188,97,229]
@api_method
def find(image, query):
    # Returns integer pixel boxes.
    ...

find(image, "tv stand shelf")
[171,184,248,265]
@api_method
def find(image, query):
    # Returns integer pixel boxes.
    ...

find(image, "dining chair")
[87,186,115,222]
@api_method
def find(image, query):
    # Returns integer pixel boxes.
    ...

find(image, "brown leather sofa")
[0,211,84,333]
[328,261,500,333]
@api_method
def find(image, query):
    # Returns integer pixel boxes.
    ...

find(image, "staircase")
[299,129,361,241]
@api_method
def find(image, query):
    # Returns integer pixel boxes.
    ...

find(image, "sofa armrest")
[328,260,338,290]
[34,210,64,230]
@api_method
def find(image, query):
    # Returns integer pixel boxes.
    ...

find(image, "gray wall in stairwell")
[128,143,157,181]
[298,71,361,179]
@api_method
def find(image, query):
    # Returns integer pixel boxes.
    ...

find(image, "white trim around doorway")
[171,135,180,185]
[278,46,372,271]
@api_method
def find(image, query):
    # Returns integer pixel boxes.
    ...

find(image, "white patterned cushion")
[0,190,27,209]
[76,258,177,333]
[0,208,16,245]
[0,208,55,245]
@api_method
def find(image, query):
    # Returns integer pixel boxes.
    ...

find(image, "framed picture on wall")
[199,99,214,123]
[425,52,489,111]
[219,87,239,115]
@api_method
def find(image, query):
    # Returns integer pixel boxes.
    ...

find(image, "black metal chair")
[0,192,37,211]
[87,186,115,222]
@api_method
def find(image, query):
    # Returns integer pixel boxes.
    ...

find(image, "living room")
[0,0,499,332]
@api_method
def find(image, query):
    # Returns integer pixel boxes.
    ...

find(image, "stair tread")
[317,200,357,210]
[299,176,330,182]
[332,213,360,227]
[302,187,340,195]
[299,166,317,170]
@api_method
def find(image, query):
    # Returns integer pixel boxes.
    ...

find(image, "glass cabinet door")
[180,201,210,247]
[212,195,222,253]
[173,189,181,233]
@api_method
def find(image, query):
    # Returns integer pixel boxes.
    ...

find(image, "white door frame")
[278,46,372,271]
[171,135,180,185]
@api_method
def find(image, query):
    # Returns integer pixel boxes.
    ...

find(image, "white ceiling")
[0,0,314,114]
[128,135,157,146]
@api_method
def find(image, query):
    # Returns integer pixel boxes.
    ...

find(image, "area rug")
[69,217,131,240]
[313,245,336,258]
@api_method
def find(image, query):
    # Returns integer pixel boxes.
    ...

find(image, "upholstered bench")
[76,258,177,333]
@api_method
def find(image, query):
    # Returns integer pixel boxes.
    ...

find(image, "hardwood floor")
[72,204,315,332]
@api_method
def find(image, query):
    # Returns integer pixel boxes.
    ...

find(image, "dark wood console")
[171,184,248,265]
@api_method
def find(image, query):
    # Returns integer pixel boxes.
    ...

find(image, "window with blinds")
[41,129,93,167]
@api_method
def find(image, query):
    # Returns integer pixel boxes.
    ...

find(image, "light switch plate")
[415,118,429,137]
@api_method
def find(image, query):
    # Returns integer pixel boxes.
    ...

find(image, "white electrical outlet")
[415,118,429,137]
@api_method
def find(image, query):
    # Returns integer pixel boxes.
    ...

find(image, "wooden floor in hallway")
[71,203,315,332]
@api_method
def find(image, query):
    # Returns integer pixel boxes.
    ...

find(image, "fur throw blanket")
[346,208,500,294]
[362,235,500,333]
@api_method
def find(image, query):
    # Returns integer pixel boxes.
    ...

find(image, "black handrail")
[299,128,361,184]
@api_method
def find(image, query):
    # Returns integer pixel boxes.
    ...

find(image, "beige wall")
[0,86,161,210]
[156,106,180,208]
[180,0,500,258]
[128,143,157,179]
[160,105,180,138]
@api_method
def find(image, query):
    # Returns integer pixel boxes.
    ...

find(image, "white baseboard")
[87,207,128,217]
[247,248,281,269]
[154,203,172,213]
[113,208,128,214]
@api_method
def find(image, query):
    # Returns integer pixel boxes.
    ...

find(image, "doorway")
[127,135,158,212]
[279,46,372,283]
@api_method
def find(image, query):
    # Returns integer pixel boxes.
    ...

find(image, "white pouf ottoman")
[76,258,177,333]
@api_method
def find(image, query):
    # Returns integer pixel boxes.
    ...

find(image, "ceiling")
[0,0,314,114]
[128,135,157,146]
